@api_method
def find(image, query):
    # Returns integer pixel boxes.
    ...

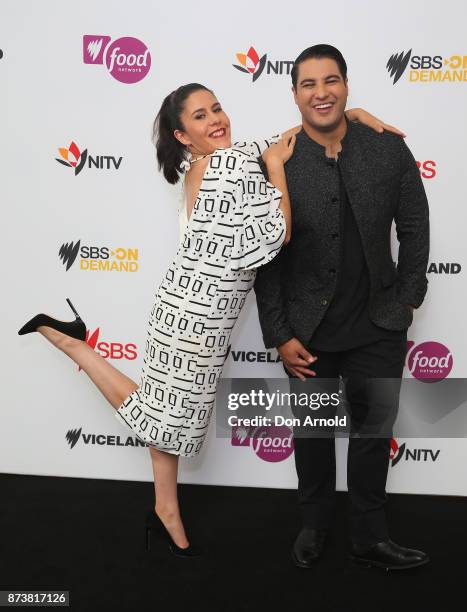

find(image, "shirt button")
[329,269,336,275]
[326,161,335,167]
[321,298,328,306]
[331,196,338,203]
[332,233,339,240]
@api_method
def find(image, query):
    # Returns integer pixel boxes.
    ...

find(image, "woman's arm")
[261,135,297,245]
[346,108,406,137]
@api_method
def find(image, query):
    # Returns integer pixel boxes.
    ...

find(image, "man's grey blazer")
[254,119,430,349]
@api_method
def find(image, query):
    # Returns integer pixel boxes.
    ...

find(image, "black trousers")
[285,332,407,550]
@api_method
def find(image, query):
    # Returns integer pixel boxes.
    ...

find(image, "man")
[254,44,430,570]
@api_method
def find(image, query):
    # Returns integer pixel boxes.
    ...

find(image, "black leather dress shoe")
[292,528,327,568]
[349,539,429,571]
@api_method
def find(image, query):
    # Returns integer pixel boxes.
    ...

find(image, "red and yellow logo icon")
[233,46,267,82]
[55,141,88,175]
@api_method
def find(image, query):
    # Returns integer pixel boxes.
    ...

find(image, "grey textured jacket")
[254,119,430,349]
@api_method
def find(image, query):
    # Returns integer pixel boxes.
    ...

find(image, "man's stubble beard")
[303,111,346,134]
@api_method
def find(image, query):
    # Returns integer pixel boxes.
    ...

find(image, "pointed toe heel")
[18,298,87,341]
[145,510,201,558]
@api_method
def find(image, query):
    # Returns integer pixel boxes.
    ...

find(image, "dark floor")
[1,473,465,611]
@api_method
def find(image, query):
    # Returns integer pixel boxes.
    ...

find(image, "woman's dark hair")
[153,83,213,185]
[291,44,347,89]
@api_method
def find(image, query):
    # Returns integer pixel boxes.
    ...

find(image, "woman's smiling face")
[174,89,232,155]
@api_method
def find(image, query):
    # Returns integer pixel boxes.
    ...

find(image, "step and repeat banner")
[2,0,466,495]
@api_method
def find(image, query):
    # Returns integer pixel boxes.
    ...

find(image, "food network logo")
[390,438,440,467]
[77,328,137,371]
[83,35,151,84]
[387,49,467,84]
[65,427,147,449]
[55,140,123,176]
[233,46,293,82]
[59,240,139,273]
[231,424,293,462]
[406,341,453,382]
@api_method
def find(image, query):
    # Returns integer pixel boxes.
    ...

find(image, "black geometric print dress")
[114,137,285,456]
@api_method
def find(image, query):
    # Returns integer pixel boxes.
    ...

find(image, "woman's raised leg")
[37,325,138,409]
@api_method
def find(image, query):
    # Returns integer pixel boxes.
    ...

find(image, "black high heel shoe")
[18,298,87,341]
[145,510,201,558]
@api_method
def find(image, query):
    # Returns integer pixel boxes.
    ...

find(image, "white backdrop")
[2,0,466,495]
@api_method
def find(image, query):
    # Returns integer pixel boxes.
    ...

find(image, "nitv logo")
[59,240,139,273]
[233,46,293,82]
[406,341,453,382]
[55,141,123,176]
[83,35,151,84]
[231,425,294,462]
[390,438,440,467]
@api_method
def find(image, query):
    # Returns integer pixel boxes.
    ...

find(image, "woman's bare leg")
[37,325,190,547]
[149,447,189,548]
[37,325,137,409]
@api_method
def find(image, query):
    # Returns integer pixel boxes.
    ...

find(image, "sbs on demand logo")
[387,49,467,84]
[55,140,122,176]
[66,427,146,449]
[231,425,294,462]
[390,438,440,467]
[233,46,293,82]
[83,35,151,84]
[59,240,139,273]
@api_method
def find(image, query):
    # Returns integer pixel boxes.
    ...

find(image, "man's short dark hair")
[291,44,348,89]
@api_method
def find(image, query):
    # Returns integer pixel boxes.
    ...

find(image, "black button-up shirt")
[310,160,402,351]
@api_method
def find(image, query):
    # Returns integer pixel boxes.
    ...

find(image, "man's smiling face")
[293,57,348,132]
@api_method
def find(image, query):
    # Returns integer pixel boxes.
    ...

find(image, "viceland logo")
[386,49,412,84]
[66,427,82,449]
[65,427,147,448]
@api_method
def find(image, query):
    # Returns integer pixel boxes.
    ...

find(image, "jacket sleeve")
[253,245,294,349]
[230,156,286,271]
[394,138,430,308]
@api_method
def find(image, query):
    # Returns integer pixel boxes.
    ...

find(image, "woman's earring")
[180,148,192,172]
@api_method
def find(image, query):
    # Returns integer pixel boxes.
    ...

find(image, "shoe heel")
[66,298,81,319]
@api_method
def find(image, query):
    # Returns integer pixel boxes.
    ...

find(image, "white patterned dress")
[114,137,285,456]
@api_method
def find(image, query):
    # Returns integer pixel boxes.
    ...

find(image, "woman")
[18,83,404,557]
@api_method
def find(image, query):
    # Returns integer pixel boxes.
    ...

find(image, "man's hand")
[278,337,317,381]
